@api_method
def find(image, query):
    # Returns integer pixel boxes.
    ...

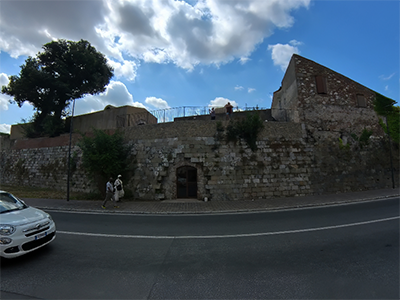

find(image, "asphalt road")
[1,197,399,299]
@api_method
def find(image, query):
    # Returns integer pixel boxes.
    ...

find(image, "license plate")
[35,232,47,240]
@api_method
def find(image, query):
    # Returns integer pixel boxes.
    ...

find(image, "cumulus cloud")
[0,124,11,134]
[209,97,238,108]
[0,1,107,58]
[268,40,302,71]
[0,73,11,111]
[107,59,139,81]
[145,97,170,109]
[74,81,145,116]
[248,88,256,93]
[0,0,310,73]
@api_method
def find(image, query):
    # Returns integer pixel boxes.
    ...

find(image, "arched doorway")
[176,166,197,198]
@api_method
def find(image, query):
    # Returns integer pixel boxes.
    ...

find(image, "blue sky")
[0,0,398,134]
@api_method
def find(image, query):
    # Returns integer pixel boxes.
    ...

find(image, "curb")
[34,194,399,215]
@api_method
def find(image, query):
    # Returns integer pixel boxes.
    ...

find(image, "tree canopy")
[374,93,399,144]
[2,39,113,137]
[374,93,396,116]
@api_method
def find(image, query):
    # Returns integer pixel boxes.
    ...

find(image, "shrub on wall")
[78,129,134,193]
[225,112,264,151]
[350,128,373,149]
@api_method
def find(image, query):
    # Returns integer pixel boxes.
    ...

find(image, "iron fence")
[149,105,266,123]
[116,105,267,127]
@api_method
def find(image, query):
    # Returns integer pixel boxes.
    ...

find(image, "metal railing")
[116,106,267,127]
[149,106,266,123]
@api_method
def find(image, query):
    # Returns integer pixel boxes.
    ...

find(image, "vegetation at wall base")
[0,185,101,201]
[78,129,134,193]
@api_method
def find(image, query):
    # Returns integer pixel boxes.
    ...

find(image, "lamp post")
[67,96,76,201]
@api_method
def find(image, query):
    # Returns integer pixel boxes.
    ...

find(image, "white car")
[0,191,56,258]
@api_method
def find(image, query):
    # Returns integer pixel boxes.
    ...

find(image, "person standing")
[225,102,233,119]
[210,107,216,120]
[114,175,124,202]
[102,177,117,209]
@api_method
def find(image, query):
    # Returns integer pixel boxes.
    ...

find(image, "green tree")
[374,93,399,144]
[374,93,396,115]
[78,129,133,193]
[2,39,113,137]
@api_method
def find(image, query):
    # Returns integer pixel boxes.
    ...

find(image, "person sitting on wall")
[225,102,233,119]
[114,174,124,202]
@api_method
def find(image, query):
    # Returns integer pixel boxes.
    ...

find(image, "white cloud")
[0,123,11,134]
[0,0,310,74]
[289,39,303,46]
[268,40,301,71]
[0,0,107,58]
[248,88,256,93]
[0,73,11,111]
[239,57,251,65]
[380,73,396,81]
[107,59,139,81]
[385,85,389,91]
[145,97,170,109]
[209,97,238,108]
[235,85,244,91]
[74,81,145,116]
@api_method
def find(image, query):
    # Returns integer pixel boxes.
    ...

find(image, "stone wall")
[10,105,156,140]
[1,119,397,201]
[272,54,384,142]
[1,54,397,200]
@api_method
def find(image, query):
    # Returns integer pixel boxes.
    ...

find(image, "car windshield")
[0,192,28,213]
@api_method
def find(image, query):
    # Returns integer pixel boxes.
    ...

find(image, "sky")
[0,0,398,134]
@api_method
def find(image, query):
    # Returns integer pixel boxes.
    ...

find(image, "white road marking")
[58,215,399,239]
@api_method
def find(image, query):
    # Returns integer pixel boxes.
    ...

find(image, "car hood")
[0,207,50,226]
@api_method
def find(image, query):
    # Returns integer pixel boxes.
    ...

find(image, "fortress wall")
[1,120,397,200]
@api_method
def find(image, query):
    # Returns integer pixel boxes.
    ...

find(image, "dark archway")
[176,166,197,198]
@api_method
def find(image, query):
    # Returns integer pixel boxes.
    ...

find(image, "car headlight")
[46,213,53,221]
[0,225,16,235]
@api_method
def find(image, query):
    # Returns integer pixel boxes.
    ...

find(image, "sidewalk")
[22,188,400,214]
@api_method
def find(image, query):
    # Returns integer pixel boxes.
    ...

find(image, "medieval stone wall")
[272,55,384,143]
[1,119,397,201]
[1,54,397,200]
[294,55,382,141]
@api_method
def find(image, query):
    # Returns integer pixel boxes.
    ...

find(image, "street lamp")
[67,96,76,201]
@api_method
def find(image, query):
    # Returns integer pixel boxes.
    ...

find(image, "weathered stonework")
[0,120,397,201]
[272,54,384,142]
[1,55,398,201]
